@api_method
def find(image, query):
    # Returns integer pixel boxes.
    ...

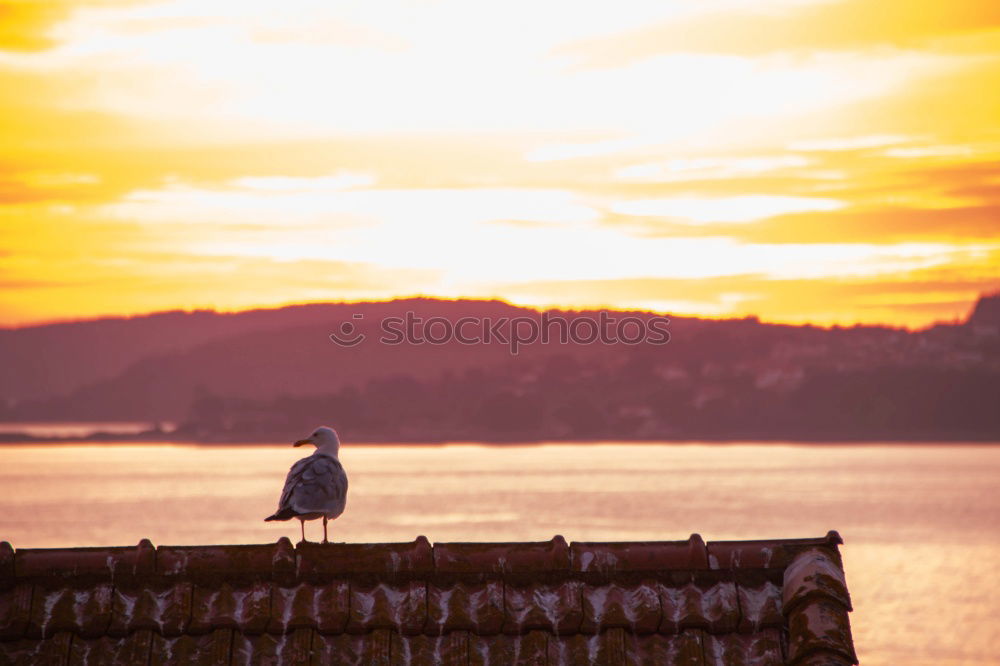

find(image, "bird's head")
[294,426,341,455]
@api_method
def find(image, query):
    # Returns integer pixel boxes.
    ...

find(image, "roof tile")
[0,583,32,640]
[27,583,112,639]
[109,581,192,637]
[393,631,469,665]
[311,628,391,666]
[0,630,72,665]
[156,544,276,580]
[783,548,851,613]
[0,533,856,664]
[272,537,297,585]
[269,582,349,635]
[503,580,583,634]
[708,541,787,571]
[68,628,153,666]
[188,582,271,635]
[0,542,14,589]
[707,532,843,572]
[549,629,626,665]
[296,537,433,579]
[231,626,313,666]
[627,629,706,665]
[580,581,661,634]
[434,536,569,574]
[469,629,548,666]
[702,629,785,666]
[658,582,739,634]
[15,546,143,582]
[346,580,426,635]
[572,534,709,574]
[791,651,857,666]
[736,581,783,633]
[149,628,232,666]
[427,579,504,635]
[786,597,857,664]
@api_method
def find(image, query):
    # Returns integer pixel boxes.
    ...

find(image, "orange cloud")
[0,246,441,326]
[0,0,998,329]
[489,257,1000,328]
[560,0,1000,66]
[608,203,1000,245]
[0,1,74,51]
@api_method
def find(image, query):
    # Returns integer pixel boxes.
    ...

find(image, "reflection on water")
[0,442,997,665]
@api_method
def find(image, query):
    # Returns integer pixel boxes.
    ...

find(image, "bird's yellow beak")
[293,438,311,447]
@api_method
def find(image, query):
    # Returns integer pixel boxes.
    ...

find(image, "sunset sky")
[1,0,999,327]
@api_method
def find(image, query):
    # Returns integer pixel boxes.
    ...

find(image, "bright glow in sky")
[1,0,999,326]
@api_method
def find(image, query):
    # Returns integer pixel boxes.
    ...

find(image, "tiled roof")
[0,532,856,665]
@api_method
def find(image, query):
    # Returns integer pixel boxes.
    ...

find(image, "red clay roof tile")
[0,583,31,640]
[232,626,313,665]
[782,548,851,614]
[296,537,433,579]
[434,536,569,574]
[708,532,842,572]
[149,629,231,666]
[580,581,661,634]
[785,597,856,664]
[0,533,858,665]
[572,534,709,574]
[549,629,627,664]
[708,541,786,571]
[628,629,706,665]
[268,582,349,635]
[69,628,154,665]
[658,581,739,634]
[156,544,277,580]
[346,580,427,635]
[272,537,297,585]
[27,583,113,639]
[188,581,271,635]
[469,629,548,665]
[393,631,470,665]
[312,628,392,665]
[427,580,504,635]
[702,630,785,666]
[109,581,192,637]
[15,546,134,581]
[791,652,857,666]
[503,579,584,635]
[736,581,784,633]
[0,543,14,588]
[1,630,72,664]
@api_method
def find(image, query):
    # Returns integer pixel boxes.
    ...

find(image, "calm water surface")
[0,442,997,665]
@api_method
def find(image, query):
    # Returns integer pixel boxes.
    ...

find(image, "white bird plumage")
[264,426,348,543]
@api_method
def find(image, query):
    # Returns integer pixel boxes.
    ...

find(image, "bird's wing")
[277,454,348,517]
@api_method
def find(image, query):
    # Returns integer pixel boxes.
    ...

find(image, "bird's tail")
[264,506,297,522]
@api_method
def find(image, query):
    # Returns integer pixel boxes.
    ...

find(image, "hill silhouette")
[2,296,998,442]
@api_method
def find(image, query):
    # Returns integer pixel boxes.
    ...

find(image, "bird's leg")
[323,516,329,544]
[299,519,306,544]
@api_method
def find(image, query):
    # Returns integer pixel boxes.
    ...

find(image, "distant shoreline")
[1,432,997,446]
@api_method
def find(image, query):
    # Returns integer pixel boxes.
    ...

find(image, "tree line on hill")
[2,295,998,442]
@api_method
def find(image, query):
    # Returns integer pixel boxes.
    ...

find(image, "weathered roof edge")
[1,531,846,581]
[0,532,856,665]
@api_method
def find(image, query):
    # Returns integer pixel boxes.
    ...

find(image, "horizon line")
[2,292,991,333]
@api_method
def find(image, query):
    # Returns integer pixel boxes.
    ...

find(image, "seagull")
[265,426,348,544]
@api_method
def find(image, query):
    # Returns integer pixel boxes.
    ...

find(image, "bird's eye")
[313,431,319,437]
